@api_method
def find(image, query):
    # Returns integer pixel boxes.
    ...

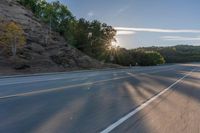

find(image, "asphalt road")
[0,63,200,133]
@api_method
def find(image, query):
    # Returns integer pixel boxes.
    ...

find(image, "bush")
[137,51,165,66]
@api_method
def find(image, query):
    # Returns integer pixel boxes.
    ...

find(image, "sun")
[111,37,121,47]
[111,41,119,47]
[107,40,120,52]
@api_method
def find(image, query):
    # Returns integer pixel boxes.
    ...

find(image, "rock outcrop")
[0,0,117,74]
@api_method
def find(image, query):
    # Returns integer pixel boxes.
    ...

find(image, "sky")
[48,0,200,49]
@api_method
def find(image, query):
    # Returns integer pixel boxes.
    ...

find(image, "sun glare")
[111,37,121,47]
[111,41,118,47]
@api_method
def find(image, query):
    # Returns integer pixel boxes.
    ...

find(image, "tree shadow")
[1,64,199,133]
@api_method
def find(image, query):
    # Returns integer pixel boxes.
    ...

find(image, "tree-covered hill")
[136,45,200,63]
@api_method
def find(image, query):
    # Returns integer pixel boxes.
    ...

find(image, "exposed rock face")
[0,0,116,74]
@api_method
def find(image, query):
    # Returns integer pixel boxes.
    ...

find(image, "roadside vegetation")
[137,45,200,63]
[17,0,165,66]
[0,21,26,57]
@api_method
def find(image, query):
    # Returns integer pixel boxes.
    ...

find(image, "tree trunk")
[12,37,17,57]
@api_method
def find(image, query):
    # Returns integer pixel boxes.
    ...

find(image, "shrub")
[0,21,26,57]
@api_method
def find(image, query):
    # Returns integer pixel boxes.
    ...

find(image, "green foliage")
[137,45,200,63]
[72,19,116,59]
[18,0,75,34]
[17,0,42,16]
[135,51,165,66]
[101,48,165,66]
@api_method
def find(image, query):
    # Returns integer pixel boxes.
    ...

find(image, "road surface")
[0,63,200,133]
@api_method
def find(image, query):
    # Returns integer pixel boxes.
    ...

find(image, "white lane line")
[0,66,176,86]
[0,77,87,86]
[100,68,196,133]
[0,68,176,99]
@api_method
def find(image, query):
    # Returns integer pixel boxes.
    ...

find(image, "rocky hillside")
[0,0,117,75]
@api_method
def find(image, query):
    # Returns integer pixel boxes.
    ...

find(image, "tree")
[135,51,165,66]
[17,0,40,15]
[72,19,116,59]
[0,21,26,57]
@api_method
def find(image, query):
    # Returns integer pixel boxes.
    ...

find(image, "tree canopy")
[137,45,200,63]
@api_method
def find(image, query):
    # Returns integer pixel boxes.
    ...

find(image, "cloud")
[115,27,200,33]
[161,36,200,41]
[87,11,94,17]
[116,31,135,35]
[117,6,129,13]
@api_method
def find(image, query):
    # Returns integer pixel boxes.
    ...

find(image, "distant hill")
[136,45,200,63]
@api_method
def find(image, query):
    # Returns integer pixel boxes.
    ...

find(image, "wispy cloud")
[117,31,135,35]
[162,36,200,41]
[117,6,129,13]
[115,27,200,33]
[87,11,94,17]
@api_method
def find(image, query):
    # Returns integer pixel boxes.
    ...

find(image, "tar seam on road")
[100,68,196,133]
[0,68,176,100]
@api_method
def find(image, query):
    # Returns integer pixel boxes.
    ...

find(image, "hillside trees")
[137,45,200,63]
[136,51,165,66]
[73,19,116,59]
[111,49,165,66]
[18,0,165,66]
[18,0,117,59]
[17,0,42,16]
[0,21,26,57]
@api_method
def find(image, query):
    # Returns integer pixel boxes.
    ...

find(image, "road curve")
[0,63,199,133]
